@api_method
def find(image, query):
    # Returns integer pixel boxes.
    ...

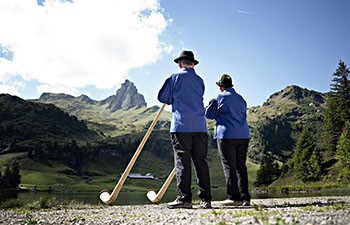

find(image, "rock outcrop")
[100,79,147,112]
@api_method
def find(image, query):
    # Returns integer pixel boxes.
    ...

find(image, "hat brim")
[216,81,233,88]
[174,56,199,65]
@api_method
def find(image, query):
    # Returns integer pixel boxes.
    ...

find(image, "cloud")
[0,0,171,92]
[0,84,20,96]
[237,10,258,15]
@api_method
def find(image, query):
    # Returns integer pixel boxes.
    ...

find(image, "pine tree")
[254,156,281,187]
[293,128,316,182]
[308,149,322,181]
[322,60,350,153]
[2,161,21,189]
[336,121,350,170]
[8,161,21,188]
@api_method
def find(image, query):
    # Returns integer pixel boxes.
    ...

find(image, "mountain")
[35,82,327,163]
[0,94,100,153]
[76,94,96,105]
[35,79,170,137]
[245,85,326,162]
[1,83,327,191]
[38,79,146,112]
[100,79,147,111]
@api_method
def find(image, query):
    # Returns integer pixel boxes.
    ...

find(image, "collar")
[181,67,195,72]
[224,87,235,93]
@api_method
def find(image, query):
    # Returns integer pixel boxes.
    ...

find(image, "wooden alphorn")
[146,167,176,204]
[99,104,166,205]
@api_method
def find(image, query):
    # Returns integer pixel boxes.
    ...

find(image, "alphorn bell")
[146,167,176,204]
[99,104,166,205]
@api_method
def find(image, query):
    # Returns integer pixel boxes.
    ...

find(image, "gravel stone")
[1,196,350,224]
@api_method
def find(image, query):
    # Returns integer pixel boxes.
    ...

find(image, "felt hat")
[174,50,199,65]
[216,74,233,88]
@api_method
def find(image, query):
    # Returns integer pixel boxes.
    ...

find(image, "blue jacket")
[158,67,207,133]
[205,87,250,139]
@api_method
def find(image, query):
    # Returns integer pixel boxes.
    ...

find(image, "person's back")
[214,87,250,139]
[205,74,251,206]
[165,67,207,132]
[158,50,212,209]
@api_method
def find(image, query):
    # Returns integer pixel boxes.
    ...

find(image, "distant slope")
[34,80,170,137]
[0,94,100,152]
[3,129,258,191]
[246,85,326,162]
[34,82,327,164]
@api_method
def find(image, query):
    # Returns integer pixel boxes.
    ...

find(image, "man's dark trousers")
[217,139,251,201]
[171,132,212,202]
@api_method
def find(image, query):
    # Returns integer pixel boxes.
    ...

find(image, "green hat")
[216,74,233,88]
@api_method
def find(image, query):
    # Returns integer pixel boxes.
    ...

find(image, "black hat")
[174,50,199,65]
[216,74,233,88]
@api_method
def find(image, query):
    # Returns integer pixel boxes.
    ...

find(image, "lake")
[1,189,350,206]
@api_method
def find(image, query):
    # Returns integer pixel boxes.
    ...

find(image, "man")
[158,50,212,209]
[205,74,251,206]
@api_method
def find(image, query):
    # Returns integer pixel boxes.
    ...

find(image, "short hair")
[180,59,194,66]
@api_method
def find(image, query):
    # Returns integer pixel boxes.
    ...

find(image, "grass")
[264,169,350,193]
[0,196,99,210]
[0,141,259,193]
[0,152,27,165]
[300,204,350,212]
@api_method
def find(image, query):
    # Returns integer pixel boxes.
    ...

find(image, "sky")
[0,0,349,108]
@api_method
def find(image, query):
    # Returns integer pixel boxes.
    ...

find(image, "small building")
[126,173,155,180]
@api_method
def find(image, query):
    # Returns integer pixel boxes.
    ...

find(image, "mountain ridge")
[0,93,100,152]
[33,81,327,163]
[34,79,169,137]
[0,82,329,191]
[246,85,326,162]
[38,79,147,112]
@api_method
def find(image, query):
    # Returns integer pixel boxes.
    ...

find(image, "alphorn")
[99,104,166,205]
[146,167,176,204]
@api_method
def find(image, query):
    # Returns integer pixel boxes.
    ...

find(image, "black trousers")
[171,132,212,202]
[217,139,251,201]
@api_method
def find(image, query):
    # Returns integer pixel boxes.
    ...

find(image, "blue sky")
[0,0,349,107]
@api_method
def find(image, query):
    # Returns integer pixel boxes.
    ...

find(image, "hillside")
[0,94,100,153]
[246,85,326,162]
[0,83,329,191]
[35,82,327,164]
[34,79,171,137]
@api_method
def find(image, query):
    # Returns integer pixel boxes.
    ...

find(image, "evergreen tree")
[308,149,322,181]
[8,138,18,153]
[8,161,21,188]
[2,165,12,188]
[293,128,316,182]
[254,156,281,187]
[2,161,21,189]
[336,121,350,171]
[322,60,350,153]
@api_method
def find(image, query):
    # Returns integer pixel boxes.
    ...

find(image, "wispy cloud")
[0,0,172,93]
[237,10,258,15]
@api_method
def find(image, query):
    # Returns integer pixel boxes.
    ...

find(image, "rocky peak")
[76,94,96,105]
[264,85,325,104]
[39,93,75,102]
[101,79,147,112]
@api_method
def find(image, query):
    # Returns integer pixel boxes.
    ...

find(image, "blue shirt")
[158,67,207,133]
[205,87,250,139]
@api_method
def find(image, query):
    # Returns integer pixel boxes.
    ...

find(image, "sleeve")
[157,76,173,105]
[205,98,218,119]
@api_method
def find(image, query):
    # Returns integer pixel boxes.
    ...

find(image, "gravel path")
[1,196,350,224]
